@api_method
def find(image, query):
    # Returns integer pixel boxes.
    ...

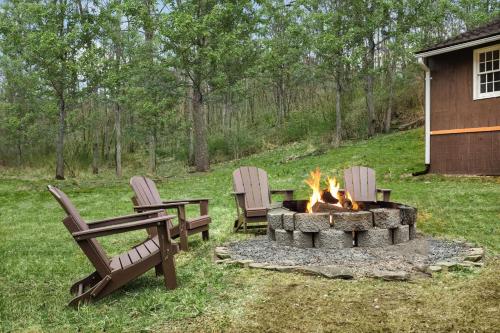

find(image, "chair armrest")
[88,210,165,228]
[133,202,189,212]
[376,189,392,201]
[163,198,210,204]
[73,215,177,240]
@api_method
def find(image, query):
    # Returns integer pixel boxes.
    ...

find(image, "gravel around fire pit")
[218,235,483,280]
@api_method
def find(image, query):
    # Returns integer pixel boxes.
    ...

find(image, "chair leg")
[177,206,189,251]
[161,253,177,290]
[157,221,177,290]
[202,229,209,241]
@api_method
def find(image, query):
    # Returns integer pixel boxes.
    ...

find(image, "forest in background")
[0,0,498,179]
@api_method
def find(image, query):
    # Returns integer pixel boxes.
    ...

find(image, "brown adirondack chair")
[343,166,391,202]
[130,176,211,251]
[232,166,294,232]
[47,185,178,307]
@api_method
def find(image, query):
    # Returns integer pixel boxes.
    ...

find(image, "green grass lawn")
[1,128,499,332]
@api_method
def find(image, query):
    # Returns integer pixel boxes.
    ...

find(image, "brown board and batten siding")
[427,42,500,175]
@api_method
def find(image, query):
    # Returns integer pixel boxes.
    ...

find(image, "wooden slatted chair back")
[232,167,271,211]
[47,186,111,276]
[343,166,377,202]
[130,176,168,238]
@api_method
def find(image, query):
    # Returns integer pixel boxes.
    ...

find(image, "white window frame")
[473,44,500,100]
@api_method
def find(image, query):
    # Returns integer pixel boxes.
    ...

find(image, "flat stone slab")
[296,265,354,279]
[371,208,401,229]
[295,212,330,232]
[332,211,373,231]
[371,270,409,281]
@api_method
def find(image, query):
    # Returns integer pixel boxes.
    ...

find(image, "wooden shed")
[416,18,500,175]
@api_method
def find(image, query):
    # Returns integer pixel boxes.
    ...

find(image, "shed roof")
[416,17,500,56]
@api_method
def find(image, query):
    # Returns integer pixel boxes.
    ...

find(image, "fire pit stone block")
[399,205,417,225]
[267,226,276,241]
[332,211,373,231]
[292,231,314,248]
[283,211,296,231]
[295,213,330,232]
[317,230,352,249]
[371,208,401,229]
[357,228,392,247]
[409,223,417,240]
[267,209,287,230]
[393,225,410,244]
[275,229,294,246]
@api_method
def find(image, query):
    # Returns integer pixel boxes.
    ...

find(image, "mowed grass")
[0,128,499,332]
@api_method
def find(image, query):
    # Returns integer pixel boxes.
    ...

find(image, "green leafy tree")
[161,0,258,172]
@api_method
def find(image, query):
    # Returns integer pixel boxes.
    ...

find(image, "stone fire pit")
[267,200,417,249]
[216,201,485,280]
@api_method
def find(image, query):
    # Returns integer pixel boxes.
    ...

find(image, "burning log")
[321,190,339,204]
[311,201,349,213]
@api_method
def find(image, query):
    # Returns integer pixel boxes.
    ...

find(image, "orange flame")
[327,176,343,208]
[345,190,359,210]
[305,168,323,213]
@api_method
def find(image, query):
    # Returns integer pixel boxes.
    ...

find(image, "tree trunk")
[192,84,209,172]
[92,141,99,174]
[276,76,285,126]
[114,102,122,177]
[384,59,396,133]
[365,36,376,137]
[384,77,394,133]
[149,127,157,174]
[334,76,342,146]
[55,96,66,180]
[184,84,195,166]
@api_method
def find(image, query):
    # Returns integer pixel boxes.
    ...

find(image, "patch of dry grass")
[169,259,500,333]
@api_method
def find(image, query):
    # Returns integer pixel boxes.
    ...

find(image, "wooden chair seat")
[110,238,179,271]
[245,207,268,217]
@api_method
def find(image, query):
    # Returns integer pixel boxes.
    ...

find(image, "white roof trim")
[415,34,500,58]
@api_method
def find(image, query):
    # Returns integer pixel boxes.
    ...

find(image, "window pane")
[486,62,492,71]
[487,73,493,81]
[494,61,499,70]
[487,82,493,92]
[481,83,486,93]
[495,81,500,91]
[495,72,500,81]
[480,74,486,83]
[480,53,485,62]
[486,52,492,61]
[480,63,485,72]
[493,50,499,60]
